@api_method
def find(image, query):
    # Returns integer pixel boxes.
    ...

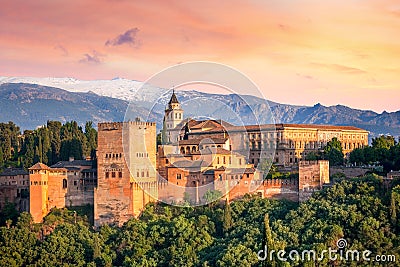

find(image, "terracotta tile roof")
[187,119,233,129]
[29,162,50,170]
[178,137,228,145]
[29,162,67,172]
[201,147,232,155]
[278,123,367,131]
[214,167,255,174]
[169,159,211,169]
[218,123,367,132]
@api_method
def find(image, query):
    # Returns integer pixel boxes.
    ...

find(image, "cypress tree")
[264,213,275,267]
[0,146,4,167]
[223,200,233,235]
[390,193,397,227]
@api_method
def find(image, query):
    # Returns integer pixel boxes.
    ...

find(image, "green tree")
[203,189,223,205]
[263,213,276,267]
[161,120,168,145]
[0,202,19,226]
[33,145,40,164]
[305,151,321,161]
[0,146,4,167]
[222,200,232,235]
[372,135,396,150]
[258,159,275,178]
[390,194,397,227]
[47,120,62,164]
[349,148,365,165]
[85,121,97,158]
[324,137,344,166]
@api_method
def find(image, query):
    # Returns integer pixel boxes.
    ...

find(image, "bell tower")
[164,90,183,143]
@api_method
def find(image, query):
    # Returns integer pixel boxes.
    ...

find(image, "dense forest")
[0,121,97,170]
[304,135,400,171]
[350,135,400,172]
[2,120,400,171]
[0,175,399,266]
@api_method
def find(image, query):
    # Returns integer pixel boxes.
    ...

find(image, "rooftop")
[169,90,179,104]
[178,137,228,145]
[169,159,211,169]
[0,168,28,176]
[29,162,50,170]
[50,159,93,169]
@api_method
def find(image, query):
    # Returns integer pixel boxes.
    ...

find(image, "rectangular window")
[112,172,116,178]
[177,174,182,179]
[118,172,122,178]
[105,172,109,178]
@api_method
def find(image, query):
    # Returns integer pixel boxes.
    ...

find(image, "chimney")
[69,157,74,162]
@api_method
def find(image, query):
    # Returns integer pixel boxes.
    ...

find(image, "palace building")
[0,91,370,225]
[162,91,369,167]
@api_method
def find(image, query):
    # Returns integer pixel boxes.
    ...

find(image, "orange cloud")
[0,0,399,112]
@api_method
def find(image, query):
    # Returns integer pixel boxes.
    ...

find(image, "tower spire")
[168,88,179,105]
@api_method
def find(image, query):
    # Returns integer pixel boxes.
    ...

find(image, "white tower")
[164,90,183,143]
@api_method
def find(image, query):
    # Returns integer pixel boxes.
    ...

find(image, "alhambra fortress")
[0,92,372,226]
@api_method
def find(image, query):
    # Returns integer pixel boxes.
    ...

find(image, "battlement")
[299,160,329,166]
[98,121,157,131]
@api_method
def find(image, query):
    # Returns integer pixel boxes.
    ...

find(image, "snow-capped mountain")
[1,77,400,139]
[0,76,164,102]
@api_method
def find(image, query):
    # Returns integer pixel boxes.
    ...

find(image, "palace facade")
[162,91,368,167]
[0,91,370,225]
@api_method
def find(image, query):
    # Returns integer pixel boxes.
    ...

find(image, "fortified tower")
[94,121,158,227]
[28,163,67,223]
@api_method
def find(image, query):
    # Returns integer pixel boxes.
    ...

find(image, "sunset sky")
[1,0,400,112]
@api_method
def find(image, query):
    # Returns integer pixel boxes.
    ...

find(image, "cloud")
[311,63,366,74]
[278,24,289,31]
[296,73,314,80]
[79,50,103,64]
[105,28,140,47]
[54,44,68,56]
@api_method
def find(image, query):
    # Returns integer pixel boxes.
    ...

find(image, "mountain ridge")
[0,81,399,140]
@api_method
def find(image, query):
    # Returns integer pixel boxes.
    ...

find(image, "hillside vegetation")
[1,175,399,266]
